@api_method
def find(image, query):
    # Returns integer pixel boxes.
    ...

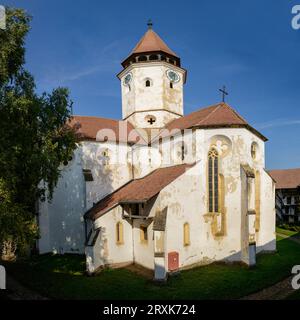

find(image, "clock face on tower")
[166,69,180,83]
[123,72,132,86]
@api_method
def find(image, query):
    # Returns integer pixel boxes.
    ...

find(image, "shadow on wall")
[176,238,277,274]
[47,145,116,254]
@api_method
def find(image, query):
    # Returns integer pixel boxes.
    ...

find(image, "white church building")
[38,25,276,280]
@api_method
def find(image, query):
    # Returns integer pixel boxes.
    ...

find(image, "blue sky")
[4,0,300,169]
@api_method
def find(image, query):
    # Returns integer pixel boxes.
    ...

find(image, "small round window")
[145,115,156,125]
[123,73,132,86]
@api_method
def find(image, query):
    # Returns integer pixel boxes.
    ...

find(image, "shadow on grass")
[2,237,300,300]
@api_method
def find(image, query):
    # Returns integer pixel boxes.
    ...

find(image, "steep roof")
[130,29,178,57]
[85,163,194,220]
[154,103,267,142]
[69,115,144,144]
[268,168,300,189]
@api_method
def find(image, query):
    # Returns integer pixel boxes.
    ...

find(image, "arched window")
[149,54,158,61]
[208,148,219,213]
[138,55,147,62]
[116,222,124,244]
[183,222,190,246]
[251,142,258,160]
[145,79,151,87]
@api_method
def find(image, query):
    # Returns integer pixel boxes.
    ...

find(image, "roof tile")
[131,29,178,57]
[268,168,300,189]
[85,163,194,220]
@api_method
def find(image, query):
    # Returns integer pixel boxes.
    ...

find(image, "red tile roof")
[130,29,178,57]
[85,163,195,220]
[268,168,300,189]
[153,103,267,142]
[69,115,144,144]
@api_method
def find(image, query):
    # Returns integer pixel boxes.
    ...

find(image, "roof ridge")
[222,103,248,124]
[73,115,119,121]
[133,163,193,181]
[130,29,178,57]
[70,114,130,123]
[269,168,300,172]
[197,103,223,125]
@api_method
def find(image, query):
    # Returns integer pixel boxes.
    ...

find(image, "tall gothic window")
[208,148,219,213]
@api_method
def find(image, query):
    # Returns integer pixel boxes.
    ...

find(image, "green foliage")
[0,7,77,254]
[0,7,31,83]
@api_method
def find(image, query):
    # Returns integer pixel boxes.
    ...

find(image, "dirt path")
[3,274,48,300]
[241,275,296,300]
[242,233,300,300]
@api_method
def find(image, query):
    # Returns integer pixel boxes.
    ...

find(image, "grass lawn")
[276,226,299,237]
[2,236,300,300]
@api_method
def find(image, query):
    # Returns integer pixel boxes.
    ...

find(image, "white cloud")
[256,118,300,129]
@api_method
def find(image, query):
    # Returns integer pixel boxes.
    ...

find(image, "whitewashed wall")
[256,169,276,252]
[119,62,185,128]
[38,148,86,254]
[90,206,133,270]
[38,140,133,255]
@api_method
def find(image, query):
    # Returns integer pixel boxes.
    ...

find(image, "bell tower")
[117,22,187,129]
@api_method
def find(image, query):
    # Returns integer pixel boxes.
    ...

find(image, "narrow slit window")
[181,143,185,161]
[183,223,190,246]
[170,82,173,89]
[208,148,219,213]
[116,222,124,244]
[140,225,148,242]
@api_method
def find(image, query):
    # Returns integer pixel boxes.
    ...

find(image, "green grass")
[276,226,299,237]
[2,237,300,300]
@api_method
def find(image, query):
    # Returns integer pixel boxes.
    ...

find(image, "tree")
[0,7,77,258]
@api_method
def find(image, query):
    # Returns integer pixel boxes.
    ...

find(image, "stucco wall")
[256,169,276,252]
[119,62,185,128]
[82,141,132,209]
[38,140,133,255]
[157,162,243,270]
[38,148,86,254]
[91,206,133,268]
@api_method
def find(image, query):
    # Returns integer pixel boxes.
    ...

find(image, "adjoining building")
[268,168,300,224]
